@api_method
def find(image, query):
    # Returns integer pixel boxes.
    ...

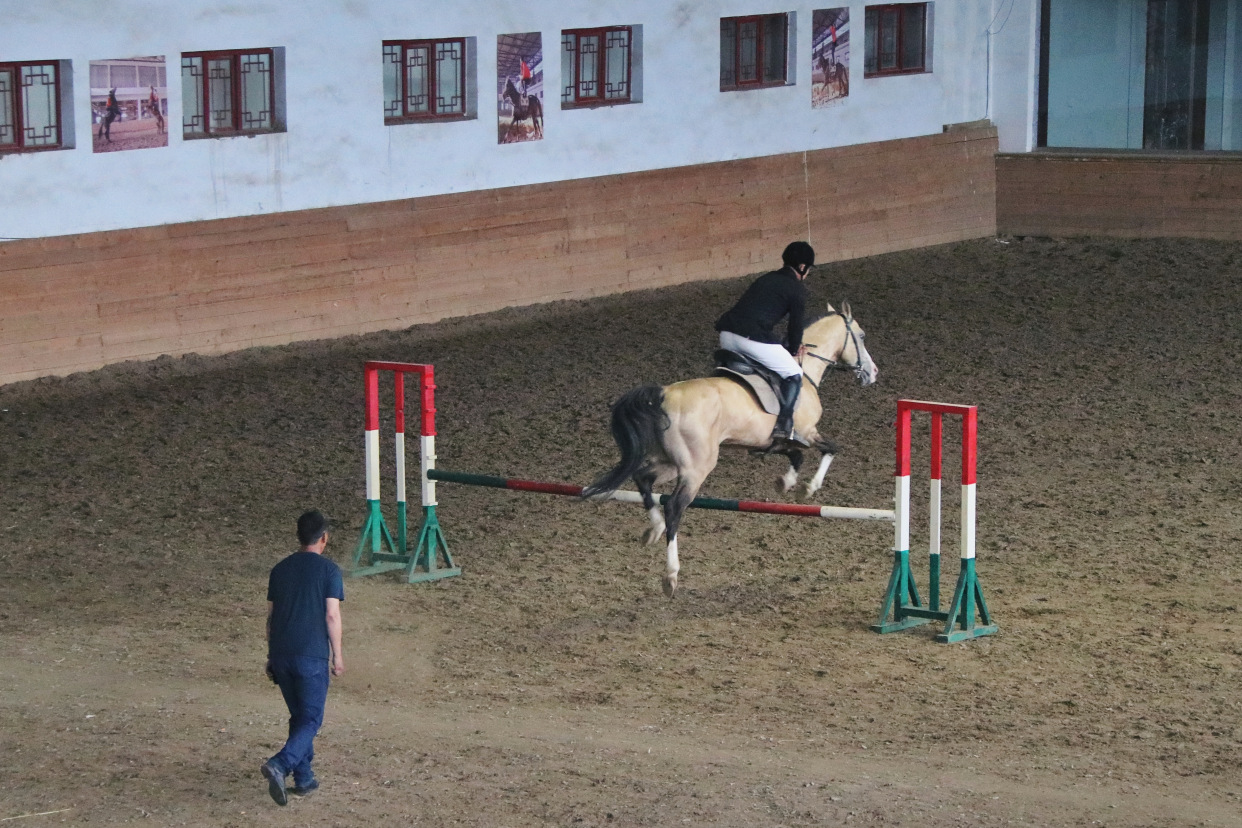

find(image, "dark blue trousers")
[268,655,330,787]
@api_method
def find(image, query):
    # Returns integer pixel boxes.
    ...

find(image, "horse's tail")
[582,385,668,499]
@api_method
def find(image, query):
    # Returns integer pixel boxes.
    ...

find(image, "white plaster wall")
[0,0,1031,241]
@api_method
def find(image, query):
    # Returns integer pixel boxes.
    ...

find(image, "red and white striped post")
[353,361,459,582]
[873,400,996,642]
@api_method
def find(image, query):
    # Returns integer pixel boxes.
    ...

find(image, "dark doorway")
[1143,0,1210,150]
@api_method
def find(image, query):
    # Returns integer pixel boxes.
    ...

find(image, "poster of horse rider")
[811,9,850,108]
[91,56,168,152]
[497,32,544,143]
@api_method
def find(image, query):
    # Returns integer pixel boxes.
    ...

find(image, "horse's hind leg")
[661,471,706,598]
[635,471,665,545]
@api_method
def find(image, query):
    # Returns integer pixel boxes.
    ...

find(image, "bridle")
[802,312,868,388]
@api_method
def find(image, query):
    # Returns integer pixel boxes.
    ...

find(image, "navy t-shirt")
[267,551,345,660]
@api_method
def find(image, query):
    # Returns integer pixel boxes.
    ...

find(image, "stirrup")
[769,429,811,449]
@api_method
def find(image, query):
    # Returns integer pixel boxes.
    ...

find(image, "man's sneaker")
[289,779,320,797]
[261,761,287,806]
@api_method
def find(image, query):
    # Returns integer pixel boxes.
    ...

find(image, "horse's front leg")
[803,438,840,497]
[777,449,804,494]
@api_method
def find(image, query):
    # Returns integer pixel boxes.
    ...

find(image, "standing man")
[261,509,345,806]
[714,241,816,447]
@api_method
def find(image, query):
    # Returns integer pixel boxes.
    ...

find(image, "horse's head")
[804,301,878,387]
[503,77,519,100]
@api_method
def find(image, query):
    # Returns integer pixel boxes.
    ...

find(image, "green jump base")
[873,551,998,644]
[352,503,461,583]
[870,616,933,634]
[349,561,410,578]
[936,624,999,643]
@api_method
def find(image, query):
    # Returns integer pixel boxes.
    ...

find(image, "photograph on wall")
[812,9,850,108]
[497,32,544,144]
[91,56,167,152]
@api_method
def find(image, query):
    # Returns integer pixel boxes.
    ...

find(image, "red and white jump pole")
[872,400,996,642]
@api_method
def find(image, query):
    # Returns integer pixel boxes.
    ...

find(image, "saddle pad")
[713,368,780,415]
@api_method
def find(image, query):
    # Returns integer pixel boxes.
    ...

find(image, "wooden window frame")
[0,61,64,153]
[864,4,928,77]
[383,38,469,124]
[181,48,278,138]
[562,26,633,108]
[720,14,790,91]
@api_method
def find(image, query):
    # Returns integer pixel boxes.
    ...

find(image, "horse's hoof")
[662,574,677,598]
[642,527,663,545]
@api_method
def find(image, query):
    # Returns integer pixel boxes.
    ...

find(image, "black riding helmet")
[782,240,815,272]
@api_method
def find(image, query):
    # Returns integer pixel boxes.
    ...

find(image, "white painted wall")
[0,1,1035,241]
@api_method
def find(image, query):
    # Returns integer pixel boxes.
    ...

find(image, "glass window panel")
[762,15,786,83]
[405,45,429,113]
[901,5,925,70]
[110,65,137,89]
[561,33,576,103]
[207,58,233,130]
[739,20,759,82]
[181,56,205,133]
[864,8,879,74]
[578,34,600,98]
[605,29,630,99]
[720,19,737,86]
[383,45,402,117]
[435,41,464,114]
[239,52,271,130]
[90,63,109,88]
[21,64,57,146]
[139,65,158,87]
[880,9,899,70]
[0,68,14,147]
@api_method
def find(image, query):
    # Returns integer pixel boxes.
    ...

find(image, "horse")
[97,89,120,142]
[817,52,848,98]
[582,302,878,597]
[502,77,543,142]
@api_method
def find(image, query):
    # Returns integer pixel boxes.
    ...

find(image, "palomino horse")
[501,77,543,142]
[583,302,878,596]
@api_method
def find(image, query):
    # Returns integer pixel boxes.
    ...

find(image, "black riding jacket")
[714,266,809,353]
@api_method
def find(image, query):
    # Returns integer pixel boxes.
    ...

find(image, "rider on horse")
[714,241,817,446]
[714,241,816,447]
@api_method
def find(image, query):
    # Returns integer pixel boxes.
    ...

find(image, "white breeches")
[719,332,803,379]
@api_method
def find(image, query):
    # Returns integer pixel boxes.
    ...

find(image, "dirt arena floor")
[2,236,1241,826]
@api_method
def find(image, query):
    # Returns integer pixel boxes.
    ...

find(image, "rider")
[714,241,815,447]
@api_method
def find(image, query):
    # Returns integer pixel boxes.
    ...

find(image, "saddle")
[711,349,782,415]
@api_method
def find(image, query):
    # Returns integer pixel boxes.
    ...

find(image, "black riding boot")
[771,376,807,446]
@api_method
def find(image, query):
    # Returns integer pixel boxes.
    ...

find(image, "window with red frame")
[0,61,63,152]
[383,39,468,122]
[181,48,282,138]
[561,27,633,107]
[864,4,928,76]
[720,13,789,90]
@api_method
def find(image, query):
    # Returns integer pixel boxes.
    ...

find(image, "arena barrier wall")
[997,151,1242,240]
[353,361,998,643]
[0,124,997,387]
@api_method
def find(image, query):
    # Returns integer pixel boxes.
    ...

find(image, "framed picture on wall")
[812,9,850,108]
[90,56,167,152]
[497,32,544,143]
